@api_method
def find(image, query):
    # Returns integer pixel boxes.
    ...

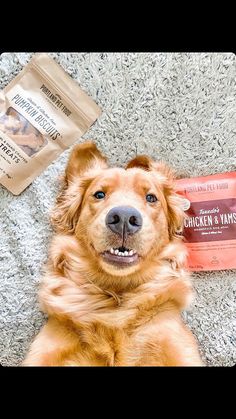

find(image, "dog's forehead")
[94,167,164,188]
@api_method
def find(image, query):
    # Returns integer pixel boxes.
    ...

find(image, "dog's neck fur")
[39,234,193,330]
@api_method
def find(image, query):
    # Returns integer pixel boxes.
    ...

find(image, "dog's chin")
[99,257,141,276]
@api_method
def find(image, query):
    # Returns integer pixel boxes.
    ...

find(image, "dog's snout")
[105,206,143,237]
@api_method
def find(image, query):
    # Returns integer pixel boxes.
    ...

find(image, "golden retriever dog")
[23,141,203,366]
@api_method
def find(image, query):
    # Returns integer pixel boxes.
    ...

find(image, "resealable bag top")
[176,171,236,271]
[0,53,102,195]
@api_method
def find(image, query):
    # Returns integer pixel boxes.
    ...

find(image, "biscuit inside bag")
[0,107,48,157]
[0,53,101,195]
[176,172,236,271]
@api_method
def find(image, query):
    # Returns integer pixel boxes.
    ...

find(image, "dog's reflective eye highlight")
[94,191,106,199]
[146,194,157,203]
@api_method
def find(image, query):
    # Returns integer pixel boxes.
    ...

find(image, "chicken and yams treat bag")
[176,172,236,271]
[0,53,101,195]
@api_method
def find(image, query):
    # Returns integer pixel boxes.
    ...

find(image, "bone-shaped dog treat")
[9,133,42,149]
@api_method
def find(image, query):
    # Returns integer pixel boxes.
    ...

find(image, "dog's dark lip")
[101,251,139,267]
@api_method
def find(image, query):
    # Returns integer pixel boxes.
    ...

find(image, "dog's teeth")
[109,247,136,257]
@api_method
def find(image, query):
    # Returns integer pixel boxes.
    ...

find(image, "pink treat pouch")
[176,172,236,271]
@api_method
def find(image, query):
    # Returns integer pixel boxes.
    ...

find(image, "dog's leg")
[133,317,204,366]
[22,318,83,366]
[159,323,204,366]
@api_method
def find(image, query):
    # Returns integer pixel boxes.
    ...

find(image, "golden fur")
[23,141,203,366]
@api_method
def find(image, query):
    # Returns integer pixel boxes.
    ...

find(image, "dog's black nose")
[105,206,143,237]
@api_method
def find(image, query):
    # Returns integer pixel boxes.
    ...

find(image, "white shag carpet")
[0,52,236,366]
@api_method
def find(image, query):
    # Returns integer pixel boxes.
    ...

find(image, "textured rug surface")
[0,52,235,366]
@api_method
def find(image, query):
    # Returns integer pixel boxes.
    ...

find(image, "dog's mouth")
[101,246,139,267]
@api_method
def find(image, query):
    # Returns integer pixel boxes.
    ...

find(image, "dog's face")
[52,142,185,277]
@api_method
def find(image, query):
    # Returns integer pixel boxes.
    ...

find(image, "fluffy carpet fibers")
[0,52,235,366]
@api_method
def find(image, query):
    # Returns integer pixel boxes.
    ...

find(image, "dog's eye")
[94,191,106,199]
[146,194,157,203]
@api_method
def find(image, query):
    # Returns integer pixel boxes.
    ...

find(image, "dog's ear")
[153,162,187,239]
[126,155,153,171]
[126,156,173,180]
[65,140,107,182]
[51,141,108,233]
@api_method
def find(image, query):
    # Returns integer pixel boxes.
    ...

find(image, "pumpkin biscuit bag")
[0,53,101,195]
[176,172,236,271]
